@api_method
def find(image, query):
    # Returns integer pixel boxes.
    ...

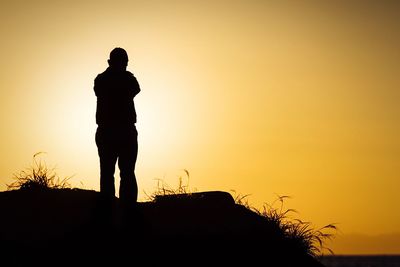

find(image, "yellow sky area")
[0,1,399,254]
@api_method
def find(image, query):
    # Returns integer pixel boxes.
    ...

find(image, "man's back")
[94,68,140,127]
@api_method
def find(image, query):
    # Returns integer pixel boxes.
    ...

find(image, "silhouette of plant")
[230,190,253,209]
[145,169,197,201]
[233,193,337,257]
[261,196,337,257]
[7,152,71,190]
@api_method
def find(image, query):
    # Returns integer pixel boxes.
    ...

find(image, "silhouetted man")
[94,47,140,203]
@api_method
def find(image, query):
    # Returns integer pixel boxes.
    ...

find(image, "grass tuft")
[246,194,337,257]
[230,190,253,209]
[144,169,197,201]
[7,152,72,191]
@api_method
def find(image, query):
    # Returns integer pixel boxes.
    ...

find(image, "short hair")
[109,47,128,63]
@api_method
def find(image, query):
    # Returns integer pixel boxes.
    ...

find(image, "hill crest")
[0,188,325,267]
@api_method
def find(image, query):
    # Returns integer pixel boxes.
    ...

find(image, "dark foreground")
[0,188,325,267]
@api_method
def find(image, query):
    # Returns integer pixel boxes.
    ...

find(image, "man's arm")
[131,75,141,97]
[94,75,102,97]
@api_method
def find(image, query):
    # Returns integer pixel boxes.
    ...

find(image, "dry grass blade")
[7,153,72,190]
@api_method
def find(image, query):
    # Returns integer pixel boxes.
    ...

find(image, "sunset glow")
[1,0,399,254]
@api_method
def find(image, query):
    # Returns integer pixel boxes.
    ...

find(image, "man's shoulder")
[126,71,139,84]
[94,70,107,81]
[126,71,136,78]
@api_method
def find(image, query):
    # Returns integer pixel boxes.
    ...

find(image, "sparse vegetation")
[230,190,253,209]
[236,193,337,257]
[7,156,336,259]
[7,152,72,190]
[149,176,337,258]
[145,169,196,201]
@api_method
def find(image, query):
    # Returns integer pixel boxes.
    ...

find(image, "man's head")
[108,47,129,71]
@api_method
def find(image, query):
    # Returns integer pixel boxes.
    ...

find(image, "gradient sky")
[1,0,399,254]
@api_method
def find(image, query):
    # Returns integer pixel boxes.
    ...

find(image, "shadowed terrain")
[0,188,326,266]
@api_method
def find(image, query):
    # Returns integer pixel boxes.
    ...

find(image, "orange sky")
[0,0,399,254]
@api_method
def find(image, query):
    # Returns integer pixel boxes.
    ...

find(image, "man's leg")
[95,127,119,245]
[96,128,118,199]
[118,126,138,203]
